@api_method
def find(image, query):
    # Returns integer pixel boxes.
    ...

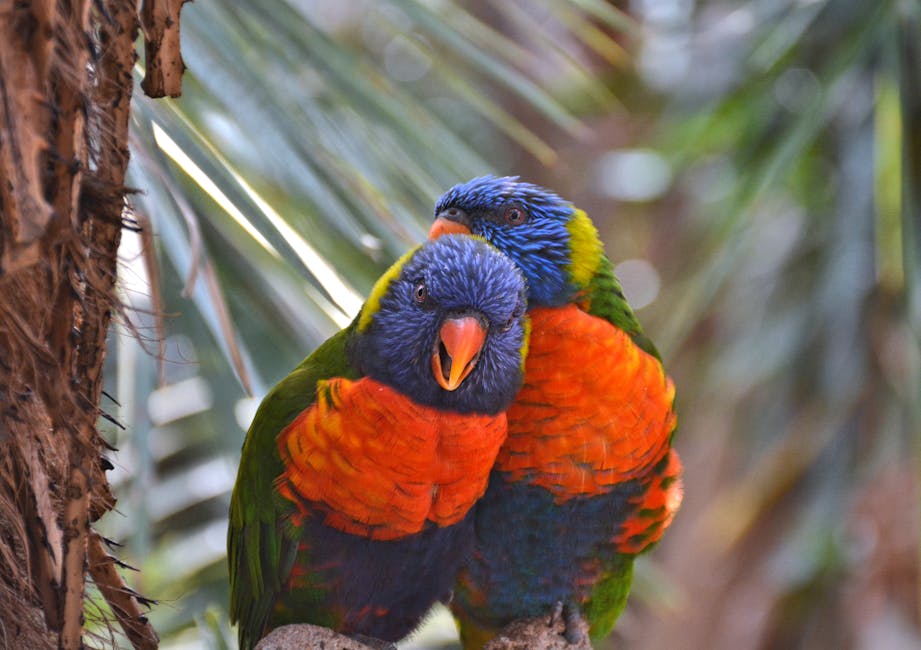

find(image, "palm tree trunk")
[0,1,184,647]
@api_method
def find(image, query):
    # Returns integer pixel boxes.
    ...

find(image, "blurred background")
[95,0,920,648]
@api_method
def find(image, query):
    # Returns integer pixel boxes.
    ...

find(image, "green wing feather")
[583,555,634,641]
[579,249,672,638]
[228,318,361,650]
[583,254,662,361]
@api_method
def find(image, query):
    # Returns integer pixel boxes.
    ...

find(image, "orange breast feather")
[277,377,507,540]
[497,304,677,501]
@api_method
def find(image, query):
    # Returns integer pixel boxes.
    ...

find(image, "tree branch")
[251,610,592,650]
[483,613,591,650]
[256,624,375,650]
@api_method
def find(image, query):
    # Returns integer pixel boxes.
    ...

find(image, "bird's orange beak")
[429,208,473,239]
[429,217,471,239]
[431,316,487,391]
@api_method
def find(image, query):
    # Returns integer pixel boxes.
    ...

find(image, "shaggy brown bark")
[0,1,187,647]
[141,0,191,98]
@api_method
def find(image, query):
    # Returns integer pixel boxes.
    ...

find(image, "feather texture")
[431,177,682,647]
[228,235,529,648]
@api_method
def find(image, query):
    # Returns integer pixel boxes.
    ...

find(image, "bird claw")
[549,601,586,645]
[549,600,565,627]
[562,602,585,645]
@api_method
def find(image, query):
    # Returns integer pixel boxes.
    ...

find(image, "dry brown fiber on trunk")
[0,1,187,648]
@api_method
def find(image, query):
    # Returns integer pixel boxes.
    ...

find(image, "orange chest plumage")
[277,377,507,541]
[497,304,677,501]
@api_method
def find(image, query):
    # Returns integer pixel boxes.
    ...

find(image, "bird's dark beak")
[429,208,472,239]
[431,315,487,391]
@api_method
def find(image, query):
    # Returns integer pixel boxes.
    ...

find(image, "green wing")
[584,254,662,361]
[228,318,361,650]
[581,257,673,636]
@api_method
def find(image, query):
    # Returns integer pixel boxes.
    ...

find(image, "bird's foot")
[562,602,585,645]
[549,601,587,646]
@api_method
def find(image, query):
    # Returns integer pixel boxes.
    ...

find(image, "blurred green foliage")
[95,1,920,648]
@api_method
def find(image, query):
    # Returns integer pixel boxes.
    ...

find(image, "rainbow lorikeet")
[430,177,682,648]
[227,235,530,649]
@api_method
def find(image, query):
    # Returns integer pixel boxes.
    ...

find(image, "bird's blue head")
[431,176,603,307]
[350,234,529,415]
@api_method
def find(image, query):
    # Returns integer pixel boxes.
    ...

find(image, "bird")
[227,234,530,649]
[430,176,682,648]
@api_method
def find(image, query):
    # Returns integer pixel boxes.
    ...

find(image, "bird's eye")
[413,281,427,304]
[501,315,516,332]
[504,207,527,225]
